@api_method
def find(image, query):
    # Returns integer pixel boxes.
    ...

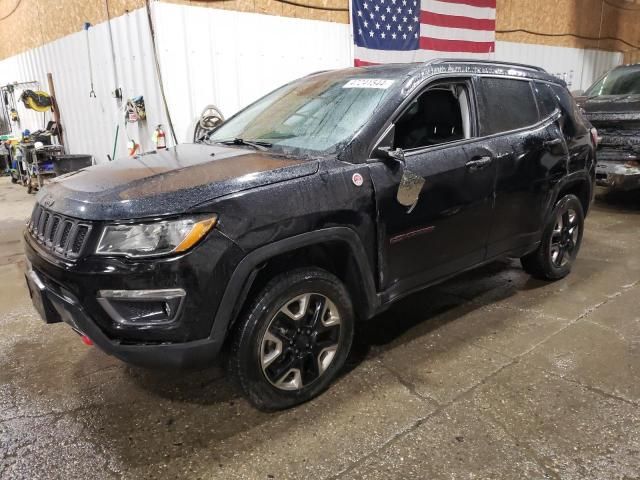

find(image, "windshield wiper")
[216,138,273,151]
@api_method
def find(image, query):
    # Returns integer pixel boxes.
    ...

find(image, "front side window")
[477,78,539,136]
[394,82,471,150]
[208,73,395,157]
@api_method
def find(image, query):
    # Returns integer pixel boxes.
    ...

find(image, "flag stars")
[364,20,368,27]
[386,6,391,12]
[381,32,386,39]
[413,15,418,22]
[386,23,391,30]
[403,33,407,39]
[369,30,374,37]
[402,0,407,5]
[369,12,374,18]
[408,24,413,31]
[397,24,402,31]
[381,14,386,20]
[375,22,380,29]
[392,32,397,39]
[403,16,407,22]
[374,4,379,11]
[357,10,362,16]
[358,28,363,35]
[363,2,368,9]
[392,14,396,21]
[408,8,412,14]
[397,7,402,13]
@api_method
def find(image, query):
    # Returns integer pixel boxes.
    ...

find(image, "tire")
[521,194,584,280]
[228,268,354,411]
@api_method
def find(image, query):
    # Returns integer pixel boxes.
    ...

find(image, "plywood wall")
[0,0,146,60]
[495,0,640,62]
[1,0,639,62]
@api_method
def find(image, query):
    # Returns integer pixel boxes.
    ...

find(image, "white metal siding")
[494,41,622,91]
[0,3,623,163]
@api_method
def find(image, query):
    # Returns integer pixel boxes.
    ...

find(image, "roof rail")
[431,58,547,73]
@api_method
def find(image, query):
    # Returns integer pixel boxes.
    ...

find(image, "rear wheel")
[228,268,354,411]
[521,194,584,280]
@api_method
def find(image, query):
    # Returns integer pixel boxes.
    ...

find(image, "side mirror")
[571,89,585,97]
[375,146,406,165]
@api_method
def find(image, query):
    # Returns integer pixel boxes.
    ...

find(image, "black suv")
[24,59,596,410]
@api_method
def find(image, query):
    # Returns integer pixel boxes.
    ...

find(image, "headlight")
[96,216,217,257]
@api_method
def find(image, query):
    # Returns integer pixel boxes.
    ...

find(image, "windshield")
[208,72,395,156]
[585,68,640,97]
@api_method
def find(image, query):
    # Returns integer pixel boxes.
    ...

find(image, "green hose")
[111,124,119,161]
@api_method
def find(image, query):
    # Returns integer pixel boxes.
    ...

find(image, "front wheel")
[228,268,354,411]
[521,194,584,280]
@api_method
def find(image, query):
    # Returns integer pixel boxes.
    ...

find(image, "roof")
[351,58,564,86]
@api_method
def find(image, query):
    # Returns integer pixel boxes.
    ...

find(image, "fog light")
[97,289,186,326]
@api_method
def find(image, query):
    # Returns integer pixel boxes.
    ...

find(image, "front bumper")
[23,225,245,368]
[25,266,222,368]
[595,149,640,191]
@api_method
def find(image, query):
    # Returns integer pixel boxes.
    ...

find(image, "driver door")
[368,78,499,296]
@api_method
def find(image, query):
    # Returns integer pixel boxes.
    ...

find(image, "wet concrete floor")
[0,176,639,479]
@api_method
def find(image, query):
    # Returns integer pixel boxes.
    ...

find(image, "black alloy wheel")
[549,207,580,268]
[521,194,584,280]
[228,268,354,410]
[260,293,342,390]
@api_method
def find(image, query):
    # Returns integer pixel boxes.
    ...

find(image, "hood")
[38,143,319,220]
[578,94,640,120]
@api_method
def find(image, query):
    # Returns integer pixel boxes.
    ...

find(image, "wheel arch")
[551,171,593,218]
[209,227,379,343]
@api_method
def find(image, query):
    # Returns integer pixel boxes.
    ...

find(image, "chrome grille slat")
[28,204,92,259]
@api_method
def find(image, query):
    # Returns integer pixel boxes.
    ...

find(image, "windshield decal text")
[342,79,394,89]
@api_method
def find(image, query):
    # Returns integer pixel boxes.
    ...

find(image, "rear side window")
[477,78,539,136]
[533,82,558,118]
[550,84,588,137]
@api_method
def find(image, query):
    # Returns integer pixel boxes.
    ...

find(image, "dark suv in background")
[576,63,640,190]
[24,59,596,410]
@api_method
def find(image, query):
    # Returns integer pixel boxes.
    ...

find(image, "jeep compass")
[24,59,596,410]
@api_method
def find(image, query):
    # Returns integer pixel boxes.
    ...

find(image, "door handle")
[465,156,493,170]
[543,138,563,148]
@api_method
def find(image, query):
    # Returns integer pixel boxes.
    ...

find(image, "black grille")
[28,204,92,259]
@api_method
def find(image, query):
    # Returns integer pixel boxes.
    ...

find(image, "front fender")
[208,227,380,344]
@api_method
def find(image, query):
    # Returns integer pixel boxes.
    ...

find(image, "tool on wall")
[103,0,122,103]
[124,96,146,123]
[83,22,97,98]
[19,90,53,112]
[1,81,40,132]
[193,105,224,143]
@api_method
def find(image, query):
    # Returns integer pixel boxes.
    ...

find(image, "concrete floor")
[0,175,639,479]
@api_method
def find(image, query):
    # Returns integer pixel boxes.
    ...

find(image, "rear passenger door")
[476,77,568,258]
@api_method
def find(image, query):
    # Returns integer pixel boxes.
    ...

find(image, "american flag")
[352,0,496,65]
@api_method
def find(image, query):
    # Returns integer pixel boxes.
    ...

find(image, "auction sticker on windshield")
[343,79,394,89]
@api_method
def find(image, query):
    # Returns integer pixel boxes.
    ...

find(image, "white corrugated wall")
[0,2,623,163]
[494,41,622,91]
